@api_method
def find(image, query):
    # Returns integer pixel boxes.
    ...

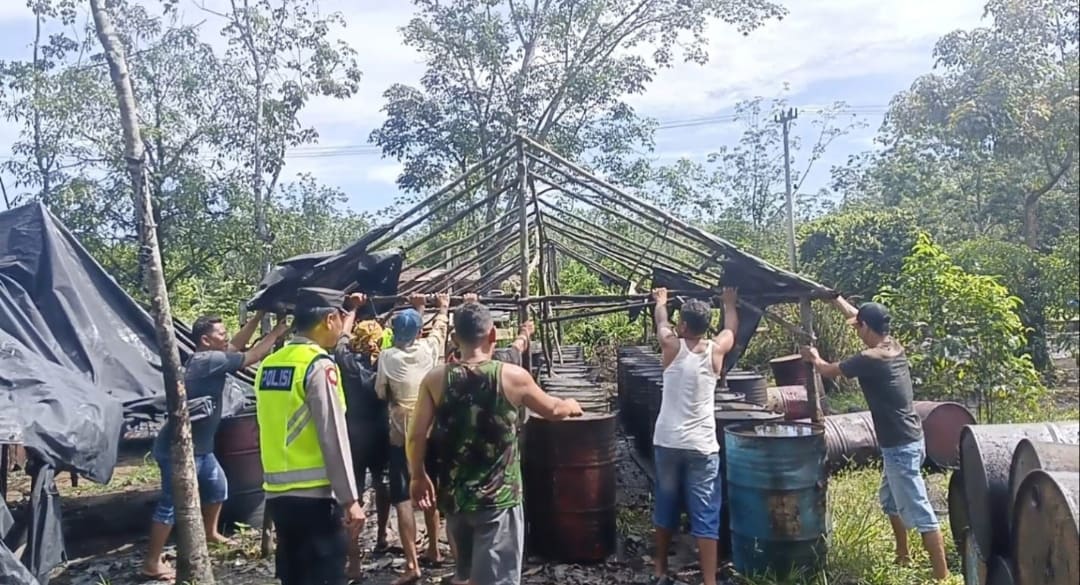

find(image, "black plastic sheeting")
[247,226,404,315]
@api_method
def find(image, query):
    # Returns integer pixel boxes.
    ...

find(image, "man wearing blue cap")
[376,292,451,585]
[802,297,950,581]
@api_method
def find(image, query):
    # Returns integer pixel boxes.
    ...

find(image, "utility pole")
[775,108,824,424]
[777,108,799,268]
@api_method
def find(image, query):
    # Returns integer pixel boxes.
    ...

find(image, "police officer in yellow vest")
[256,287,365,585]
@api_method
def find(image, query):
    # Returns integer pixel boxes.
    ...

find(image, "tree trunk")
[1023,193,1039,249]
[88,2,216,583]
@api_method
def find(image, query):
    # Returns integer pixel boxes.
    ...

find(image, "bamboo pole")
[378,141,517,237]
[399,210,534,291]
[401,181,517,255]
[381,161,515,251]
[549,242,630,288]
[401,205,523,273]
[543,224,651,277]
[541,204,719,283]
[541,302,652,325]
[400,221,529,295]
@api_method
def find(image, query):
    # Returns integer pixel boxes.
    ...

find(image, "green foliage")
[850,0,1079,248]
[556,260,643,356]
[951,237,1054,370]
[877,234,1044,421]
[798,208,920,301]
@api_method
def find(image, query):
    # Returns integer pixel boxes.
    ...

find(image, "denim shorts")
[652,446,722,539]
[153,452,229,525]
[879,439,939,533]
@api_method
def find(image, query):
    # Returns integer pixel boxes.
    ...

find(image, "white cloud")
[0,0,991,212]
[625,0,986,117]
[364,161,404,185]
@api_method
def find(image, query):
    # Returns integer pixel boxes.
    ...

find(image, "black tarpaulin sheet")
[0,542,38,585]
[247,226,404,314]
[0,202,251,479]
[652,266,763,374]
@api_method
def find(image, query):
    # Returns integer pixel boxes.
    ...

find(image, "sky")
[0,0,989,216]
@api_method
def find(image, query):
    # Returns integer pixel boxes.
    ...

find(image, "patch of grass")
[209,522,262,561]
[69,452,160,497]
[823,390,868,414]
[736,467,963,585]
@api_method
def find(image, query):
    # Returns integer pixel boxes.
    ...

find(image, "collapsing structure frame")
[356,134,837,423]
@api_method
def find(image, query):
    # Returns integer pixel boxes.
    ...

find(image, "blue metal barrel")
[724,421,829,580]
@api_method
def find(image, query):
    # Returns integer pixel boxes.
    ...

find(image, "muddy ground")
[13,430,705,585]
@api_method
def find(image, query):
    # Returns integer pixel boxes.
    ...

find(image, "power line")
[1,105,891,162]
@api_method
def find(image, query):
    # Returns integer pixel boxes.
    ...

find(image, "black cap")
[850,302,891,334]
[294,287,346,313]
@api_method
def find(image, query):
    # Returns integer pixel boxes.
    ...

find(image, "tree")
[877,234,1044,421]
[88,0,215,582]
[872,0,1079,248]
[706,97,861,232]
[371,0,787,235]
[199,0,363,273]
[798,208,921,301]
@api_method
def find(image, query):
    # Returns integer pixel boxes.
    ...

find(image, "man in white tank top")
[649,287,738,585]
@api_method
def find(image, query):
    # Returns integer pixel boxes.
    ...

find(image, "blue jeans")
[153,452,229,525]
[652,446,722,539]
[879,439,939,533]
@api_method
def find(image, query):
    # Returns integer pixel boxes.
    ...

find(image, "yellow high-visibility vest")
[254,342,346,493]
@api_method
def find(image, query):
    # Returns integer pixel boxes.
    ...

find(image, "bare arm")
[713,287,738,356]
[305,360,359,506]
[501,364,583,420]
[801,346,846,379]
[832,296,859,320]
[510,320,534,354]
[240,320,290,368]
[407,368,442,481]
[652,288,679,358]
[228,310,264,351]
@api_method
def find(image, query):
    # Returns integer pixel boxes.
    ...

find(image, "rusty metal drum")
[766,385,811,420]
[964,533,989,585]
[915,401,977,469]
[214,410,264,533]
[1012,469,1080,585]
[769,354,808,387]
[725,373,768,406]
[949,469,970,551]
[713,406,784,559]
[823,411,880,471]
[1008,439,1080,515]
[724,422,829,579]
[523,412,617,563]
[961,422,1080,557]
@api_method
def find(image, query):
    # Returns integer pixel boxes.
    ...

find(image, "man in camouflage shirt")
[407,301,583,585]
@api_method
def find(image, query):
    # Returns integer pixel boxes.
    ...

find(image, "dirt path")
[44,433,708,585]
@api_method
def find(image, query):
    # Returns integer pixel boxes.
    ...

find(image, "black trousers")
[268,496,347,585]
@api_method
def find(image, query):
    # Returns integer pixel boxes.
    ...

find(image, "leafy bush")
[877,234,1044,421]
[798,208,920,302]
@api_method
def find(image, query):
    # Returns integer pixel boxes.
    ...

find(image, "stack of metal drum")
[949,422,1080,585]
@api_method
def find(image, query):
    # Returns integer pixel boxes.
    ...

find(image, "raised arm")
[652,288,679,357]
[831,296,859,320]
[501,364,584,420]
[228,310,264,351]
[240,318,291,368]
[510,320,534,354]
[713,287,738,354]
